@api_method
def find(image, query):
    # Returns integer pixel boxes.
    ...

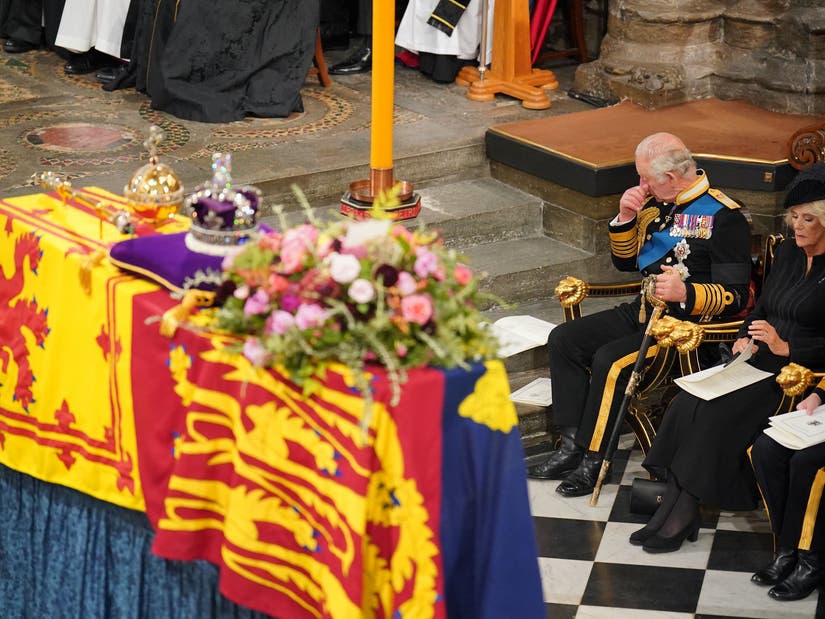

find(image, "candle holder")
[340,169,421,221]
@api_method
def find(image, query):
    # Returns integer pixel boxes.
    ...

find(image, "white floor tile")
[715,508,772,534]
[538,557,593,605]
[696,569,818,618]
[528,478,616,521]
[594,521,713,570]
[575,606,693,619]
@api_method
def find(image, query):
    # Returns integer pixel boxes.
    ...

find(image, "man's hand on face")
[618,181,649,223]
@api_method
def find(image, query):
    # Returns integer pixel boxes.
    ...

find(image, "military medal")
[672,239,691,280]
[670,213,714,238]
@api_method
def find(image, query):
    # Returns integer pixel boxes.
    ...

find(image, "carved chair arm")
[555,276,642,322]
[774,363,825,416]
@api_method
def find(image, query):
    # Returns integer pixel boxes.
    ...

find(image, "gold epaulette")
[708,188,741,209]
[635,206,660,255]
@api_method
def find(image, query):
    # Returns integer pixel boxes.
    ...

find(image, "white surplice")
[395,0,495,63]
[55,0,131,58]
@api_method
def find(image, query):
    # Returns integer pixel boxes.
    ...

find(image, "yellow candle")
[370,0,394,172]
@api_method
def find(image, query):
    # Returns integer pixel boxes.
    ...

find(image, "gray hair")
[785,199,825,228]
[636,133,697,181]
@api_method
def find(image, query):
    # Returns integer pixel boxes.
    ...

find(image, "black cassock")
[119,0,319,123]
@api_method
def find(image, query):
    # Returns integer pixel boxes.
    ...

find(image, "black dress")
[113,0,319,123]
[644,241,825,510]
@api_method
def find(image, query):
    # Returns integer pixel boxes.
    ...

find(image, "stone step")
[262,176,544,247]
[255,143,490,214]
[462,235,615,307]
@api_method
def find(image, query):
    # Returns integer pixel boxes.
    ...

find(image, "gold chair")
[554,234,784,454]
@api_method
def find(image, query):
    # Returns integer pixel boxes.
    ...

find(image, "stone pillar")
[574,0,825,114]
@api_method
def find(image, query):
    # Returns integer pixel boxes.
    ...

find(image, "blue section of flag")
[438,364,545,619]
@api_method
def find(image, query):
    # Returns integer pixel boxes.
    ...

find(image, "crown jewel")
[124,125,183,223]
[184,152,261,256]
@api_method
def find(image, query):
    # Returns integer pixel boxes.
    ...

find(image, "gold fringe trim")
[160,290,216,338]
[78,249,106,296]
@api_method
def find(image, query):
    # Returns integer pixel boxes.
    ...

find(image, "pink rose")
[395,342,408,358]
[267,273,290,293]
[279,238,307,274]
[454,264,473,285]
[264,310,295,335]
[257,232,281,253]
[295,303,329,329]
[401,293,433,325]
[243,288,270,316]
[242,337,269,367]
[348,278,375,304]
[396,271,417,296]
[233,284,250,300]
[414,248,439,278]
[328,253,361,284]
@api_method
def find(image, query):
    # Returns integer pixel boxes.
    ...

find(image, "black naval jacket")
[609,171,752,321]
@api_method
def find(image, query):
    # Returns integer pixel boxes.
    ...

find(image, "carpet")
[487,98,825,195]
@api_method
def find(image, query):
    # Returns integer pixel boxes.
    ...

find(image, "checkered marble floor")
[527,435,824,618]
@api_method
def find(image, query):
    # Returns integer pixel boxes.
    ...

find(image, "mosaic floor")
[0,45,585,202]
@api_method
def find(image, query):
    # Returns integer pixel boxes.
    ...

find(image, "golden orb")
[124,157,183,222]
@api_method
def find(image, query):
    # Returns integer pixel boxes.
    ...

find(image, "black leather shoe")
[95,64,126,83]
[556,451,605,497]
[329,46,371,75]
[752,548,797,586]
[768,550,824,601]
[527,429,583,480]
[3,38,37,54]
[64,50,111,75]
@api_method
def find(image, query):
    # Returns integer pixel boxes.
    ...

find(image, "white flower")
[328,252,361,284]
[348,278,375,304]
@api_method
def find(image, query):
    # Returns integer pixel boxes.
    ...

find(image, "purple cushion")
[109,232,225,293]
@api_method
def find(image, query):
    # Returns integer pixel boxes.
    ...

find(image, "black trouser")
[3,0,65,47]
[548,299,647,453]
[751,433,825,551]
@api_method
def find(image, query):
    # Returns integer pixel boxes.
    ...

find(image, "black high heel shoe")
[642,514,701,554]
[629,476,680,546]
[751,547,797,586]
[629,522,659,546]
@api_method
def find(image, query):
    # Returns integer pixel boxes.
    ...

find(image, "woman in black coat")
[750,380,825,602]
[631,163,825,553]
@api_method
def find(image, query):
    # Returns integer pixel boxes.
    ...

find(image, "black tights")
[645,472,700,538]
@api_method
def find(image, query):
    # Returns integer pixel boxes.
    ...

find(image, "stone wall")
[574,0,825,113]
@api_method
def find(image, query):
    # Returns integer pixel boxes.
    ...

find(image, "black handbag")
[629,477,668,515]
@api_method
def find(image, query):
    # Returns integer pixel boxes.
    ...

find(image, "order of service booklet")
[509,377,553,407]
[673,340,773,401]
[490,315,557,358]
[764,404,825,450]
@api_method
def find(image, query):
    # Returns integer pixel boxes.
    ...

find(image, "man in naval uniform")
[528,132,753,497]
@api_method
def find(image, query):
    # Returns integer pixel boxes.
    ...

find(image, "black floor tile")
[608,484,651,524]
[695,614,764,619]
[533,516,605,561]
[544,602,576,619]
[707,529,773,572]
[581,562,703,613]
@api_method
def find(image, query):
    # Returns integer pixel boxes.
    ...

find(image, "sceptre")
[589,275,668,506]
